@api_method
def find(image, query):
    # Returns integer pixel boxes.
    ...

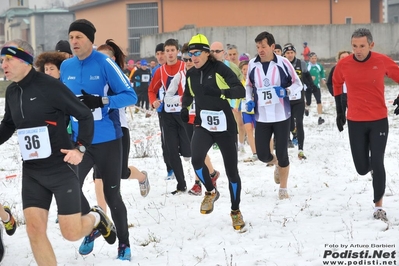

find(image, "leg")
[162,113,187,190]
[191,127,214,191]
[94,179,107,213]
[216,132,241,211]
[233,109,245,148]
[24,207,56,266]
[368,119,388,206]
[274,118,291,189]
[255,121,275,164]
[158,113,173,173]
[93,139,129,245]
[347,121,372,175]
[243,113,256,155]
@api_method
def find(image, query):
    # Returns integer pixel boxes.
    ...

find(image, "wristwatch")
[75,143,86,153]
[102,97,109,105]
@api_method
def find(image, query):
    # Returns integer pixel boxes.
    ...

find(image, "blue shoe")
[292,137,298,146]
[165,170,175,180]
[79,229,101,255]
[117,244,131,261]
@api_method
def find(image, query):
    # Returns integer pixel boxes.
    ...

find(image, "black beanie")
[68,19,96,43]
[155,43,164,53]
[55,40,72,55]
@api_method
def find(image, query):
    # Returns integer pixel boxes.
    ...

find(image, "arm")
[283,58,302,96]
[332,62,344,97]
[48,79,94,147]
[326,66,335,96]
[105,59,137,108]
[219,63,245,99]
[182,74,194,109]
[164,71,182,105]
[148,68,162,107]
[0,100,16,145]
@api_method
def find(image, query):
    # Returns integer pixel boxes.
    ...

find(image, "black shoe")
[171,187,187,195]
[318,117,325,125]
[3,207,16,236]
[304,109,309,116]
[91,206,117,245]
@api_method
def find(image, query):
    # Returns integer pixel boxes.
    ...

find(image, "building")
[69,0,386,59]
[0,0,74,55]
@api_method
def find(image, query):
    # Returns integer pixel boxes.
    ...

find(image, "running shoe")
[200,189,220,214]
[188,182,202,196]
[91,206,116,244]
[292,137,298,146]
[117,243,131,261]
[3,207,16,236]
[210,170,220,188]
[373,209,388,221]
[304,109,309,116]
[139,171,150,197]
[279,189,289,200]
[318,117,325,125]
[165,170,175,180]
[298,151,307,160]
[78,229,101,255]
[230,210,245,230]
[244,154,258,162]
[171,187,186,195]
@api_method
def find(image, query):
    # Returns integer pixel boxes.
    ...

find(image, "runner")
[182,34,246,230]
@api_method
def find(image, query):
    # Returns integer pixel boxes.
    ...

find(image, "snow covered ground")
[1,86,399,265]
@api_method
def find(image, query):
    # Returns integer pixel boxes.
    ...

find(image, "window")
[345,17,352,24]
[394,16,399,23]
[127,3,159,57]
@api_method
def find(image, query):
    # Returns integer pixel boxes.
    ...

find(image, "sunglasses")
[211,50,223,54]
[188,51,203,57]
[183,57,192,62]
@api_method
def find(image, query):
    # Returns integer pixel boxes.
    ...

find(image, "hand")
[153,100,162,109]
[274,86,287,98]
[246,100,255,112]
[180,108,189,123]
[336,113,346,132]
[78,90,104,109]
[393,94,399,115]
[60,148,84,165]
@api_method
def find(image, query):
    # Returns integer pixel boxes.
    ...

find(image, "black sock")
[195,180,201,185]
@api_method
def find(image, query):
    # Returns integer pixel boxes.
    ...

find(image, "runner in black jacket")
[0,39,115,266]
[181,34,246,231]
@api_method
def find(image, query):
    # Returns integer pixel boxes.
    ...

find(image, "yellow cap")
[188,34,210,52]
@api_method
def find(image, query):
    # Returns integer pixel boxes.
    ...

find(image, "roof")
[68,0,117,11]
[0,7,71,19]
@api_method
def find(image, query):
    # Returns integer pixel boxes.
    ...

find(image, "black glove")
[180,108,189,123]
[393,94,399,115]
[336,113,346,132]
[78,90,104,109]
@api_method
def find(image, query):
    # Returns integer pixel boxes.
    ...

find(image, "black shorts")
[22,163,81,215]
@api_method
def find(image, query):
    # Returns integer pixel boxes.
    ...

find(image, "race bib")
[164,95,182,113]
[17,126,51,160]
[290,90,301,101]
[256,86,279,106]
[200,110,227,132]
[72,107,102,122]
[142,74,150,82]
